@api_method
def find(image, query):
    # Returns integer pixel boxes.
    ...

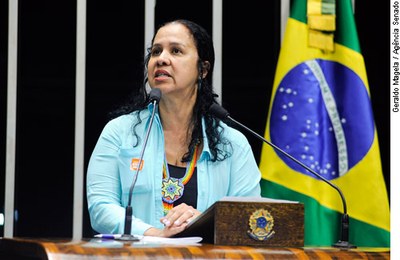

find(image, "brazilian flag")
[259,0,390,247]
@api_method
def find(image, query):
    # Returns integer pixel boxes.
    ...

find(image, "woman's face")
[147,23,200,97]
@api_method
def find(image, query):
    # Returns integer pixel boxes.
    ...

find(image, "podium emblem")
[247,209,275,241]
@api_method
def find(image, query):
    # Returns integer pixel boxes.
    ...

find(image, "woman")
[87,19,261,238]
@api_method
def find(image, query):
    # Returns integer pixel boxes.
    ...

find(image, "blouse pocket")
[118,148,152,197]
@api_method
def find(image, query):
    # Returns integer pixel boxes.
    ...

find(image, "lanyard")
[161,145,199,215]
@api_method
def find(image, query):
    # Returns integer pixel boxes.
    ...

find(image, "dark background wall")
[0,0,390,238]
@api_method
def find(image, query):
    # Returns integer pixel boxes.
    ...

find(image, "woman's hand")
[144,203,201,237]
[160,203,201,228]
[143,224,187,238]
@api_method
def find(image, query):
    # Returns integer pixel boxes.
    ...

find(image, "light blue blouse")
[86,105,261,235]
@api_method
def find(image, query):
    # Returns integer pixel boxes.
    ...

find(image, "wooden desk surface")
[0,237,390,259]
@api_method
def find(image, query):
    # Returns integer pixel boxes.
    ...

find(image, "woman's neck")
[158,91,196,131]
[159,91,197,166]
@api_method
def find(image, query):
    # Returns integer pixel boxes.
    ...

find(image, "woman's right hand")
[143,224,187,237]
[143,203,201,237]
[160,203,200,229]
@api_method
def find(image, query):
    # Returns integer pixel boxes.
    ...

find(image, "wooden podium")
[174,197,304,247]
[0,237,390,259]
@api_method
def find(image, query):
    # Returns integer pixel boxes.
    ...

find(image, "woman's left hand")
[160,203,201,228]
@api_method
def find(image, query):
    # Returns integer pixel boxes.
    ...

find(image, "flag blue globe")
[269,59,375,180]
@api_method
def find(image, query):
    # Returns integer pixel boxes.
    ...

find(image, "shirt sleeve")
[86,117,153,235]
[227,129,262,197]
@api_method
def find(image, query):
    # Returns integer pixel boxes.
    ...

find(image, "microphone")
[149,87,162,103]
[209,103,356,249]
[116,88,162,241]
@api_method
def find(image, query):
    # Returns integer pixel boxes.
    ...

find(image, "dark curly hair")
[111,19,231,162]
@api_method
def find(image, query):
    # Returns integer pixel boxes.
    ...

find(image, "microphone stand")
[210,104,356,248]
[116,89,161,241]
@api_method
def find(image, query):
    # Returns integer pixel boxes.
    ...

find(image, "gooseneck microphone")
[116,88,162,241]
[209,103,356,249]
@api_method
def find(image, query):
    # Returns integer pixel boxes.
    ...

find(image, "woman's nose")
[157,51,170,66]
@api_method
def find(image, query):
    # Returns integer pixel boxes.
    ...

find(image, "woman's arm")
[86,118,153,235]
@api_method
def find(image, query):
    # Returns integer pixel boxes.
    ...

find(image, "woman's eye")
[150,48,161,56]
[172,48,181,54]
